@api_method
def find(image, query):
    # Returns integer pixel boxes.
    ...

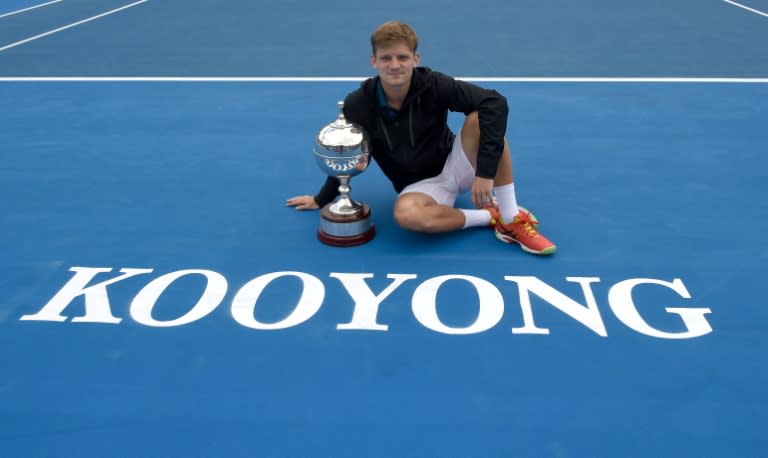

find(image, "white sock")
[494,183,519,222]
[460,208,492,229]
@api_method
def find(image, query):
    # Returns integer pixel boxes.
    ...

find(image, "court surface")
[1,1,767,457]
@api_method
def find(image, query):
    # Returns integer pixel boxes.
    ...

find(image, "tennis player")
[287,21,556,255]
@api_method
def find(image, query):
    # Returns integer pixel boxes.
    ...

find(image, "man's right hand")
[286,195,320,211]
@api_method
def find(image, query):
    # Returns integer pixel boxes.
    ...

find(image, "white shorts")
[399,130,475,207]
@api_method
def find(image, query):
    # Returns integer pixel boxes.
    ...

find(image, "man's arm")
[286,176,340,211]
[439,73,509,179]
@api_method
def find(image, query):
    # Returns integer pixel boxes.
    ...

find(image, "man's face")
[371,42,420,89]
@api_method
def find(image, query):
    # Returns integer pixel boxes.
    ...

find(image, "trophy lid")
[316,101,368,153]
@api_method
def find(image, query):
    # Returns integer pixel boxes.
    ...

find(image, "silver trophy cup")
[313,101,375,246]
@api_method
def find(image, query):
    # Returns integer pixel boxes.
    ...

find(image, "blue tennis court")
[1,1,767,456]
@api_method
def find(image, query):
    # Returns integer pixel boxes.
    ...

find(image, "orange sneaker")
[486,206,556,255]
[484,205,539,228]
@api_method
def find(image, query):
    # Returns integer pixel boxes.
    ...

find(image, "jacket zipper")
[378,104,416,151]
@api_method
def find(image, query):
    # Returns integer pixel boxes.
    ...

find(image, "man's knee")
[394,196,435,232]
[464,111,479,131]
[463,112,480,139]
[393,199,421,230]
[461,112,481,161]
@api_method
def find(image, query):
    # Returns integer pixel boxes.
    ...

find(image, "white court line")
[0,0,63,19]
[723,0,768,16]
[0,77,766,83]
[0,0,148,53]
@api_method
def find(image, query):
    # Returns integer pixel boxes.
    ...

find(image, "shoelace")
[512,213,540,238]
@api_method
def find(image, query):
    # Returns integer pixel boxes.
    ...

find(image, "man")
[287,21,556,255]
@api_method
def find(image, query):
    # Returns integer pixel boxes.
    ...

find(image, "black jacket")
[315,67,509,207]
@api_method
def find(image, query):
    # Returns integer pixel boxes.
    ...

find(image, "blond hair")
[370,21,419,55]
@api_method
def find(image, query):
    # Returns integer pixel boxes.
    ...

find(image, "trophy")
[313,101,376,247]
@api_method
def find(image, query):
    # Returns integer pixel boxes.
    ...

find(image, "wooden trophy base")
[317,203,375,247]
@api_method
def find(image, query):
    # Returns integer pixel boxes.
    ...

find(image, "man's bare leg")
[393,113,518,233]
[461,112,520,222]
[461,112,514,187]
[393,192,466,233]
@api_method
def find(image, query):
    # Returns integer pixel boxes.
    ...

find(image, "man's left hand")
[471,177,495,208]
